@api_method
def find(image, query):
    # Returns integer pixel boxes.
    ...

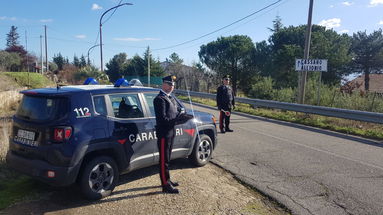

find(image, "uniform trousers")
[219,108,231,131]
[157,129,175,186]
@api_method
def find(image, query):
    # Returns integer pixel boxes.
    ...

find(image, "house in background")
[341,74,383,95]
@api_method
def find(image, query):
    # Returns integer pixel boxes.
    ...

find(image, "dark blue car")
[6,80,217,199]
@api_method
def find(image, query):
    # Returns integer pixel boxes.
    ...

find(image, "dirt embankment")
[1,160,288,215]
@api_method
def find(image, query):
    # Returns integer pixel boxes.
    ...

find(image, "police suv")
[6,78,217,200]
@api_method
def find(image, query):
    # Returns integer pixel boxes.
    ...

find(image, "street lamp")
[99,3,133,73]
[87,44,101,65]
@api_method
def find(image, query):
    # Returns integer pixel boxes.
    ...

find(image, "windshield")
[16,95,69,121]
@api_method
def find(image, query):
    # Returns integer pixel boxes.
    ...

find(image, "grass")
[0,121,50,211]
[0,164,48,210]
[2,72,54,89]
[178,96,383,140]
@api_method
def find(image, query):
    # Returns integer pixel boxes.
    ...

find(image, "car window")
[108,94,144,119]
[143,93,186,117]
[142,93,157,117]
[93,96,107,115]
[16,95,68,121]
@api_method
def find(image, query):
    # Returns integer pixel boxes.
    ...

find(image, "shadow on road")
[2,158,196,214]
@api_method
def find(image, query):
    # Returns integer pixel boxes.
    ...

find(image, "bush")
[248,77,274,100]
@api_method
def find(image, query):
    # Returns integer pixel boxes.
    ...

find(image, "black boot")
[162,184,179,194]
[169,180,179,187]
[225,128,233,132]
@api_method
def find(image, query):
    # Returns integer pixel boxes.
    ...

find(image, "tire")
[79,156,119,200]
[189,134,213,167]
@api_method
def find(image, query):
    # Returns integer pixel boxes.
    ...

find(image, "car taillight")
[53,127,72,142]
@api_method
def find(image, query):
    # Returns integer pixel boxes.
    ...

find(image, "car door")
[172,97,195,158]
[143,92,195,161]
[106,93,155,172]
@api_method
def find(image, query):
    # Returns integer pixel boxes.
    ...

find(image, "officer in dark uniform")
[153,75,193,194]
[216,75,235,133]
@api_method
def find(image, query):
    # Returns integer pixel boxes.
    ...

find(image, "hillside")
[0,73,19,91]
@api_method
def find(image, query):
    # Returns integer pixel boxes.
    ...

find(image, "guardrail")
[175,90,383,124]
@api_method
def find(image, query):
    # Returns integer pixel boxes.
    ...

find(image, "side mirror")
[179,107,186,114]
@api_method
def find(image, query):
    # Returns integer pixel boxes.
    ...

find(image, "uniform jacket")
[216,84,235,110]
[153,91,180,136]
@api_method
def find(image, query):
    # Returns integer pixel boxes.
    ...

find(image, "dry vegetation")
[0,120,11,162]
[0,90,18,161]
[0,90,22,117]
[0,74,23,161]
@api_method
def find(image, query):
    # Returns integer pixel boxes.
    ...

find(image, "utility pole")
[87,44,101,66]
[298,0,314,104]
[25,30,29,73]
[99,3,133,73]
[40,35,43,74]
[25,30,29,87]
[147,47,150,87]
[44,25,48,74]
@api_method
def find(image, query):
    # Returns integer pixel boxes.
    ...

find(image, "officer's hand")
[180,113,193,121]
[175,113,193,125]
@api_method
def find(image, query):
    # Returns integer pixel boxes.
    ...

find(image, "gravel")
[1,159,288,215]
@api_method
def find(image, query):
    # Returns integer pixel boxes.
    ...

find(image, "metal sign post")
[296,59,328,105]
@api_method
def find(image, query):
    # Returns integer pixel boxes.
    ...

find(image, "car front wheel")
[79,156,119,200]
[189,134,213,167]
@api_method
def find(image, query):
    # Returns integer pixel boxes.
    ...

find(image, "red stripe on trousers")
[160,137,167,185]
[219,111,224,130]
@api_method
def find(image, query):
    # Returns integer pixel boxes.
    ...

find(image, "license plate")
[15,129,38,147]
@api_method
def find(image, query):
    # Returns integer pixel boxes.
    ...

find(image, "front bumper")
[6,151,81,186]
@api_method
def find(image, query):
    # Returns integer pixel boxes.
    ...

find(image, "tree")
[350,29,383,91]
[53,53,65,70]
[167,52,183,64]
[163,53,188,89]
[105,53,129,82]
[73,55,80,68]
[79,55,87,68]
[142,47,163,77]
[199,35,256,94]
[0,50,21,71]
[125,54,145,77]
[268,15,283,33]
[264,25,352,88]
[6,26,20,48]
[5,26,29,71]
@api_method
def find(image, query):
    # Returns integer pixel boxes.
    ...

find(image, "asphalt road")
[188,103,383,215]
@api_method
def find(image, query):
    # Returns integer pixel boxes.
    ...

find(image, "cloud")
[75,35,86,39]
[318,18,341,29]
[40,19,53,23]
[330,5,334,8]
[369,0,383,7]
[92,3,102,10]
[379,20,383,25]
[0,16,17,21]
[342,1,354,6]
[113,37,160,42]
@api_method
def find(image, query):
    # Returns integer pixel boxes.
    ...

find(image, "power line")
[102,0,124,25]
[152,0,288,54]
[152,0,283,51]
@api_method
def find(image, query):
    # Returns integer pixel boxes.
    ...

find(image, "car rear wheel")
[189,134,213,167]
[79,156,119,200]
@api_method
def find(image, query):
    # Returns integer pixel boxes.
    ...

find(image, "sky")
[0,0,383,68]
